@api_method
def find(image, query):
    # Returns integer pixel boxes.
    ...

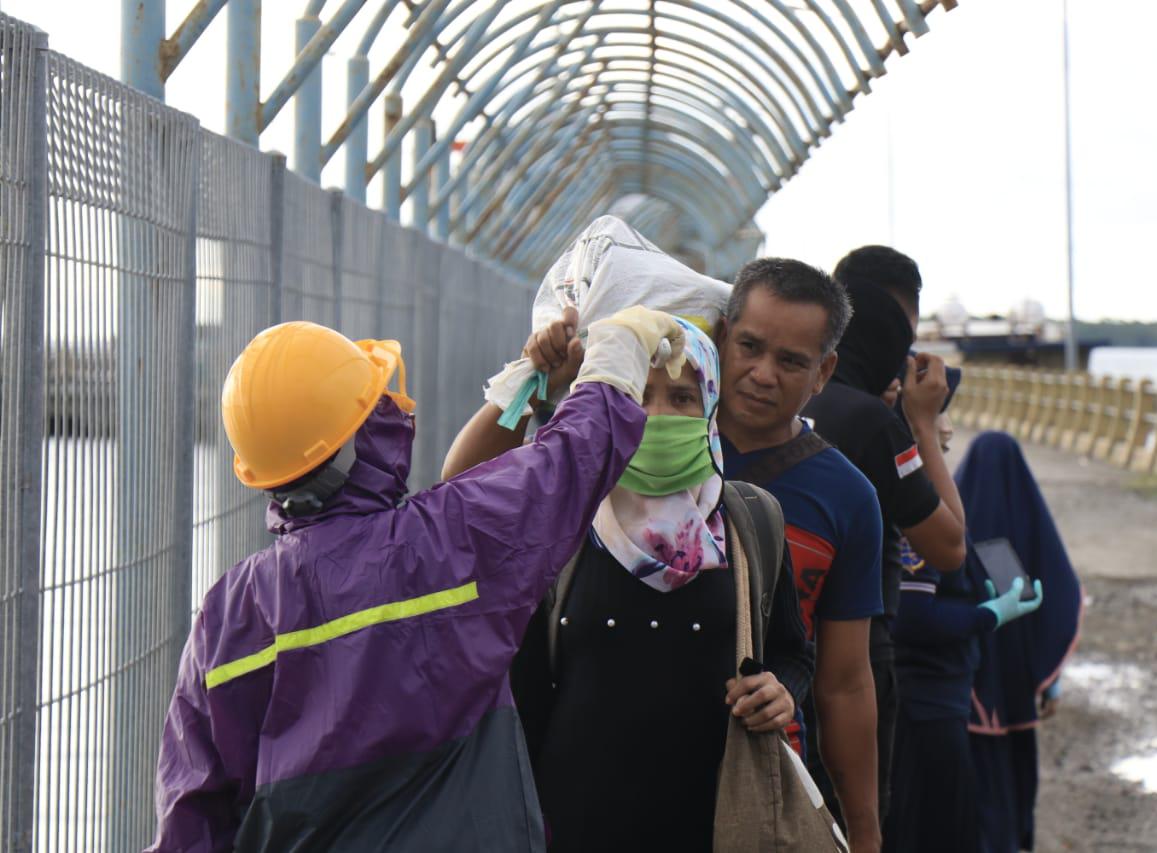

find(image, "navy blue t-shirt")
[721,423,884,640]
[893,540,996,721]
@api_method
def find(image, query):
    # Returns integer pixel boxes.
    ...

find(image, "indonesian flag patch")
[894,445,923,478]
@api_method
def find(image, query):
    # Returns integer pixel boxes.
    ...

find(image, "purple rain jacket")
[149,383,645,852]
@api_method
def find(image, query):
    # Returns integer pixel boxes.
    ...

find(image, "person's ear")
[814,351,838,394]
[713,317,728,347]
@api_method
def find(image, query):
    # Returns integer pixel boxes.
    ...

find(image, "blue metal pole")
[261,0,369,131]
[345,55,370,201]
[121,0,165,99]
[382,92,402,219]
[294,12,323,180]
[161,0,228,81]
[227,0,261,144]
[366,0,505,179]
[411,117,434,233]
[404,0,567,193]
[452,162,470,244]
[434,140,450,240]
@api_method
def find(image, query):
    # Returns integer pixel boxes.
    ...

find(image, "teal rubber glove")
[980,577,1044,628]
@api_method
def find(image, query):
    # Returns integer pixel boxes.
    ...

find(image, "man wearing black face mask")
[802,246,967,826]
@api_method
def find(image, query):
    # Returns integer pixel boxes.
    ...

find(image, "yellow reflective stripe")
[205,645,277,689]
[204,581,479,690]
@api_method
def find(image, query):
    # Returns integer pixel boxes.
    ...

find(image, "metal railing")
[954,365,1157,474]
[1,13,533,851]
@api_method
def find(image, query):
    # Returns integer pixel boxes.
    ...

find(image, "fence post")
[1079,375,1112,455]
[411,117,434,233]
[383,93,402,220]
[1042,372,1070,446]
[269,152,286,323]
[991,368,1012,431]
[1037,371,1056,443]
[4,27,49,853]
[330,188,344,332]
[1061,373,1088,451]
[978,368,999,430]
[1099,378,1130,462]
[1121,379,1154,470]
[434,139,451,241]
[1093,378,1127,461]
[411,236,442,489]
[170,133,199,681]
[1019,371,1042,440]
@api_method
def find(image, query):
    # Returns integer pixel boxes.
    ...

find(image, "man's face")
[716,288,836,447]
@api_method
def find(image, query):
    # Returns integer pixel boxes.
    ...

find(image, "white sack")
[485,216,732,412]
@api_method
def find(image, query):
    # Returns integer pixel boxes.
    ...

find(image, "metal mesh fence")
[281,170,336,327]
[398,228,445,490]
[191,131,278,608]
[433,248,535,477]
[339,196,394,344]
[40,51,200,852]
[0,16,46,853]
[0,13,534,850]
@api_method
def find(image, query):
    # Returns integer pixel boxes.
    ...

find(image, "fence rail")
[0,13,532,852]
[954,365,1157,473]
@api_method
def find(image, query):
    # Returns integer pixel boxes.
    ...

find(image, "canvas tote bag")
[713,518,849,852]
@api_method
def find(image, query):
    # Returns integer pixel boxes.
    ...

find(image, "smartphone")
[973,538,1035,602]
[896,355,962,413]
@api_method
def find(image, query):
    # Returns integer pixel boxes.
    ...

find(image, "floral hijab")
[591,318,728,592]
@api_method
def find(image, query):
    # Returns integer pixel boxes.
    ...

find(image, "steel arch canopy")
[148,0,959,279]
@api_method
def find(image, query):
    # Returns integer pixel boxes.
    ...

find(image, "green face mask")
[619,415,716,497]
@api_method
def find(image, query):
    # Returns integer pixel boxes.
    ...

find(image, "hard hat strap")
[266,438,357,518]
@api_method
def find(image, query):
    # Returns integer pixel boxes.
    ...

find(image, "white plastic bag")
[485,216,732,414]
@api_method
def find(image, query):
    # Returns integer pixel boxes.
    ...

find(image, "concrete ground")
[951,428,1157,852]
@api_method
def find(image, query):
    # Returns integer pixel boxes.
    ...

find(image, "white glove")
[483,358,537,414]
[572,306,686,403]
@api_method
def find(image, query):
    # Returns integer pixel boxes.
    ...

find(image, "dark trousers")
[883,708,980,853]
[971,729,1038,853]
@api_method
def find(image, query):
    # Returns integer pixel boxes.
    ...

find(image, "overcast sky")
[3,0,1154,322]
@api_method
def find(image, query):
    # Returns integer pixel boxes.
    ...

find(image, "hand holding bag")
[713,499,849,852]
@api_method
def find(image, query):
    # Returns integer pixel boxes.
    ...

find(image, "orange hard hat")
[221,321,413,489]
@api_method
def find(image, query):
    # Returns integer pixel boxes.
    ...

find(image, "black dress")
[511,533,813,853]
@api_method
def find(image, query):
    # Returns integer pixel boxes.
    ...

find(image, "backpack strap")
[722,481,786,665]
[728,428,829,486]
[546,545,585,679]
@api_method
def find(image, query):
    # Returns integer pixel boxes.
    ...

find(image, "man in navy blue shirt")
[716,258,884,853]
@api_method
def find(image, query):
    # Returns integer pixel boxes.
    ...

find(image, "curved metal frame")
[127,0,959,278]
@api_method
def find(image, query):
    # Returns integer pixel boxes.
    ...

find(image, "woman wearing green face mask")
[443,312,814,852]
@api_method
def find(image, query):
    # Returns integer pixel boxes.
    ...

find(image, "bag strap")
[729,428,829,487]
[547,545,584,678]
[727,513,755,666]
[722,481,785,665]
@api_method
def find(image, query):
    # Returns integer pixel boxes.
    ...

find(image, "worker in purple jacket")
[148,307,685,852]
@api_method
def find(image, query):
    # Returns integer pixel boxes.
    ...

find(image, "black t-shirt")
[802,382,941,649]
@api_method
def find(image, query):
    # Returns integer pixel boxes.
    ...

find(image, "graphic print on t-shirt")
[786,523,836,640]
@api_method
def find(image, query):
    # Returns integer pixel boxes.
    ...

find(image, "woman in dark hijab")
[954,432,1082,852]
